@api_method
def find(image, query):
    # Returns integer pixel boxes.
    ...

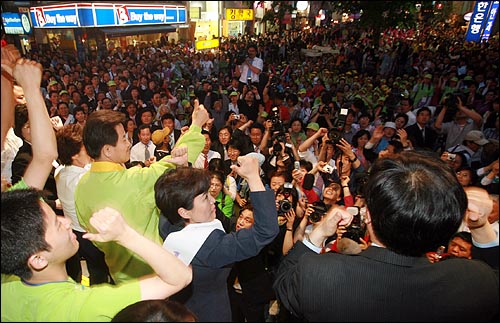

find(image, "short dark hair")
[416,106,432,117]
[155,167,210,227]
[450,231,472,245]
[112,299,197,322]
[247,43,258,51]
[83,110,126,159]
[365,151,467,257]
[56,124,84,165]
[1,188,51,280]
[352,129,371,148]
[13,104,29,139]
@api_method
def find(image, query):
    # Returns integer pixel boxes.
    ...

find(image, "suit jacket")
[160,190,279,322]
[405,123,439,151]
[274,244,499,322]
[11,141,59,210]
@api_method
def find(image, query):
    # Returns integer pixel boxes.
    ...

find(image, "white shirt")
[54,164,91,232]
[238,56,263,84]
[130,141,156,162]
[1,128,23,183]
[193,150,221,169]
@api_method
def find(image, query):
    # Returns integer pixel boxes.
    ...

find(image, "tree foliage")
[331,1,422,30]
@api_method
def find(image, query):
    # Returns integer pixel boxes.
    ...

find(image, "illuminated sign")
[29,3,186,28]
[465,1,493,42]
[481,1,499,42]
[2,12,32,34]
[195,39,219,50]
[226,8,254,21]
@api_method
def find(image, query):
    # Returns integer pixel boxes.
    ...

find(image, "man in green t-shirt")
[1,189,192,322]
[75,101,208,284]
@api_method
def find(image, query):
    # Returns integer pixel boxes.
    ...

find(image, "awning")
[101,25,177,37]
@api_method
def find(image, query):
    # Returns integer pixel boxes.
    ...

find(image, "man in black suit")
[405,106,438,151]
[273,151,498,322]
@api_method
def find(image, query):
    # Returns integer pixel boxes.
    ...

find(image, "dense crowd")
[1,20,499,322]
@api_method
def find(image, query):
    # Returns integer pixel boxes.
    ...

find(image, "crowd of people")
[1,20,499,322]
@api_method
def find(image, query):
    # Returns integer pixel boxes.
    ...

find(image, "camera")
[447,153,456,161]
[323,165,334,174]
[233,114,240,120]
[278,199,293,215]
[342,206,366,242]
[309,201,328,223]
[294,161,301,171]
[247,77,252,85]
[444,92,466,111]
[236,50,247,65]
[269,106,287,155]
[328,108,348,145]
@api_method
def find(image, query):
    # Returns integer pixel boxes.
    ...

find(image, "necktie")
[254,145,259,153]
[204,153,209,169]
[247,59,253,81]
[421,128,425,140]
[144,144,150,160]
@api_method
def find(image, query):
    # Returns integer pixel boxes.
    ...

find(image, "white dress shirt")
[130,140,156,162]
[193,150,221,169]
[54,164,91,232]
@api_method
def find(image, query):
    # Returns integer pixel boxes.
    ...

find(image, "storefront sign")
[226,8,254,21]
[195,39,219,50]
[481,1,499,42]
[2,12,32,34]
[465,1,493,42]
[30,3,186,28]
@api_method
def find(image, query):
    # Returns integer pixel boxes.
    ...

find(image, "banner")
[465,1,493,42]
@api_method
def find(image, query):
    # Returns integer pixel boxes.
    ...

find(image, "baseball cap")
[107,80,116,87]
[384,122,397,130]
[59,90,69,95]
[450,77,459,82]
[181,99,190,107]
[151,127,172,146]
[424,74,432,79]
[306,122,320,131]
[464,130,489,146]
[48,80,59,87]
[298,88,307,94]
[230,91,239,96]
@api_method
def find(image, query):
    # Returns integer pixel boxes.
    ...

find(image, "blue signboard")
[2,12,32,34]
[465,1,493,42]
[481,1,499,41]
[30,5,79,28]
[30,3,186,28]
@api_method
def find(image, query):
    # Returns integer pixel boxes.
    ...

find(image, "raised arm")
[1,44,21,149]
[13,59,58,190]
[84,207,192,300]
[298,127,327,153]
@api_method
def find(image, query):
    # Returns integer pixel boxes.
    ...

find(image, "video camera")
[327,107,349,145]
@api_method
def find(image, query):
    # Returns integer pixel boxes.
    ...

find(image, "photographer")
[234,44,263,91]
[433,94,483,151]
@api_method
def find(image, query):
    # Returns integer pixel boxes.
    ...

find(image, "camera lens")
[279,200,292,214]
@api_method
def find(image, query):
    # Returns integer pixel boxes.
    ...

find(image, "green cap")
[306,122,320,131]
